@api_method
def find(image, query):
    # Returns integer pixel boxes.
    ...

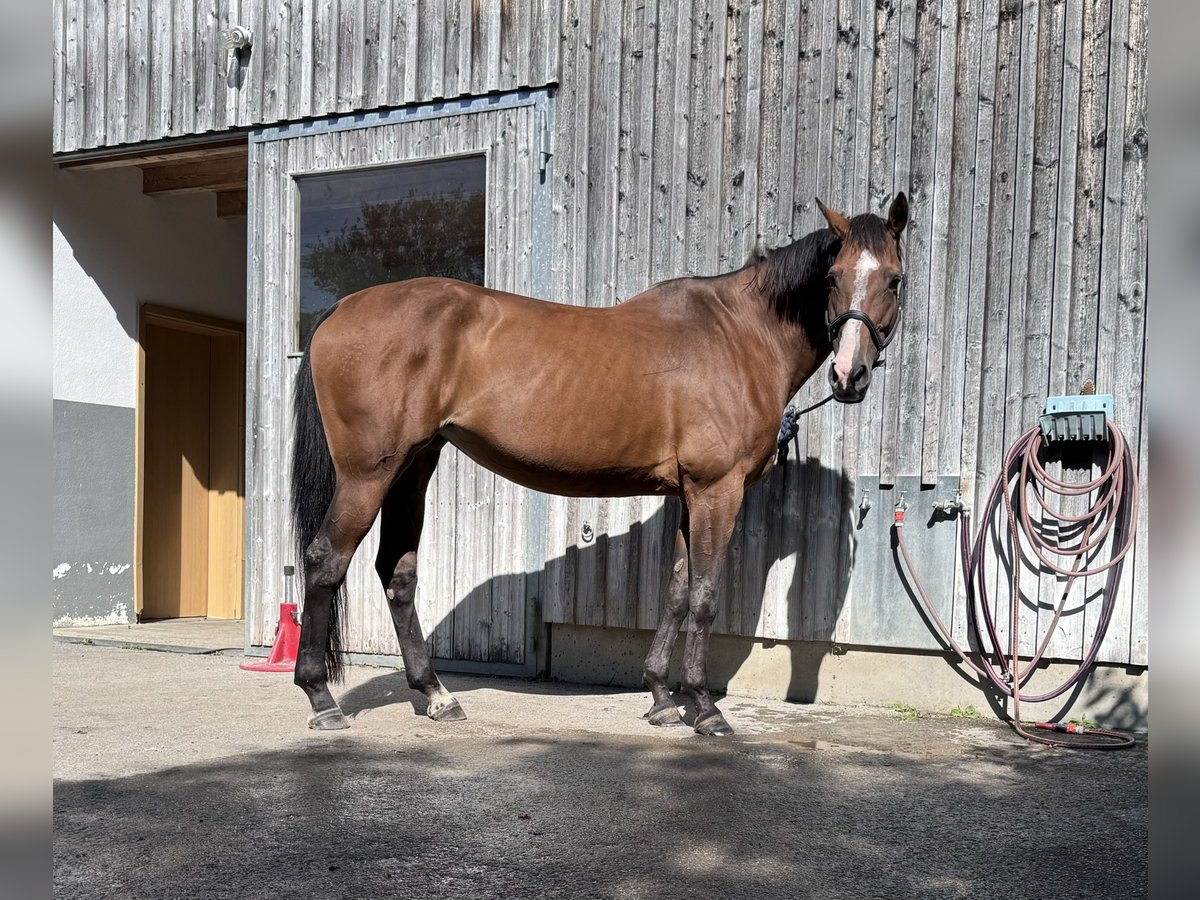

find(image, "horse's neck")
[719,272,831,405]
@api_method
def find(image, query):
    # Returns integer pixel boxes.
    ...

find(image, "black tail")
[290,306,346,682]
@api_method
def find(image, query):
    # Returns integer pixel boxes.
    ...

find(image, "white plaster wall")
[53,164,247,407]
[53,162,247,626]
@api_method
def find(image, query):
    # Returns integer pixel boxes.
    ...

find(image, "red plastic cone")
[240,602,300,672]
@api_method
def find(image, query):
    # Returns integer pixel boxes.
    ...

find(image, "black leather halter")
[825,275,905,356]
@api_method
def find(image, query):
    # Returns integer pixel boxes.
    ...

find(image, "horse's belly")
[439,423,678,498]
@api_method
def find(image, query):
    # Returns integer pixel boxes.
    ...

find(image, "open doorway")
[137,305,245,620]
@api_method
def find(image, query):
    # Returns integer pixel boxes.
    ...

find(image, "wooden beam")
[141,155,248,195]
[61,139,247,171]
[216,190,248,218]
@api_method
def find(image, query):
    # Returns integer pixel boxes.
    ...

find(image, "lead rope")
[776,393,836,464]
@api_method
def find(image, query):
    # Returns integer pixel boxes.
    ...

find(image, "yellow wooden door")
[140,313,244,619]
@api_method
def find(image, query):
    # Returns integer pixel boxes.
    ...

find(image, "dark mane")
[749,226,841,344]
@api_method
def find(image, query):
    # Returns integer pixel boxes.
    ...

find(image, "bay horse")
[290,193,908,735]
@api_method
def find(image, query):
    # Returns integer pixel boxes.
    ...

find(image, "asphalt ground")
[53,642,1147,899]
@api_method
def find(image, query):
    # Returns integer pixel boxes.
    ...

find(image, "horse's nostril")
[852,364,870,389]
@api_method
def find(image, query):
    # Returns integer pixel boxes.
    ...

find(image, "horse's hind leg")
[374,440,465,722]
[297,474,392,730]
[641,504,690,727]
[680,477,744,737]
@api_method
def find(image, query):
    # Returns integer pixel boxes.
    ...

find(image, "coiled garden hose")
[894,422,1139,750]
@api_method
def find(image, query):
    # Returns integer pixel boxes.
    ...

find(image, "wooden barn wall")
[86,2,1147,667]
[53,0,562,154]
[247,104,540,662]
[543,0,1148,667]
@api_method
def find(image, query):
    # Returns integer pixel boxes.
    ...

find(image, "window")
[296,155,487,344]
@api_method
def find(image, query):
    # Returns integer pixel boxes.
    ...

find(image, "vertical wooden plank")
[656,0,691,280]
[936,0,985,478]
[332,0,354,112]
[1090,0,1133,664]
[773,0,801,248]
[574,496,607,628]
[311,0,333,115]
[877,0,916,485]
[149,0,171,138]
[259,0,283,125]
[1020,0,1070,658]
[940,0,993,647]
[566,0,591,307]
[485,0,503,89]
[402,0,419,103]
[53,0,66,152]
[893,0,942,480]
[918,0,960,485]
[193,0,218,135]
[491,475,526,662]
[105,0,128,147]
[686,0,723,276]
[384,2,405,105]
[635,497,670,633]
[998,0,1040,658]
[823,0,864,639]
[499,0,519,89]
[416,0,436,100]
[588,0,621,308]
[1117,0,1147,666]
[456,0,474,97]
[855,0,900,478]
[84,0,107,148]
[715,0,748,274]
[952,0,1000,646]
[603,497,640,631]
[172,0,195,136]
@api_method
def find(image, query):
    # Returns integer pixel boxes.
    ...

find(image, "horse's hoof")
[428,697,467,722]
[694,711,734,737]
[307,707,351,730]
[643,703,686,727]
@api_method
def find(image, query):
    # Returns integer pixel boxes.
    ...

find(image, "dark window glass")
[297,155,486,344]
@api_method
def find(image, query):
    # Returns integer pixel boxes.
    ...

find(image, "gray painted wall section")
[53,400,136,625]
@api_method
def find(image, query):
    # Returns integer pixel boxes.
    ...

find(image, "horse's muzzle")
[829,361,871,402]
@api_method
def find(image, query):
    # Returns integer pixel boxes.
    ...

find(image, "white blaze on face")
[833,249,879,388]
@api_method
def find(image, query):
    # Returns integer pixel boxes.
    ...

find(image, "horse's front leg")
[641,505,690,726]
[681,477,744,737]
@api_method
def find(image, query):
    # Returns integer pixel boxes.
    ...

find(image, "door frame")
[135,303,246,619]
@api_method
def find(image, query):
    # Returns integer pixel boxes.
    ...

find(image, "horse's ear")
[815,197,850,240]
[887,192,909,237]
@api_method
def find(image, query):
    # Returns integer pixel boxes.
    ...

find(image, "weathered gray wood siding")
[247,103,543,663]
[74,2,1146,667]
[543,0,1148,667]
[53,0,561,154]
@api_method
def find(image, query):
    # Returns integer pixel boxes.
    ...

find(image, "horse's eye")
[889,274,905,296]
[827,274,839,289]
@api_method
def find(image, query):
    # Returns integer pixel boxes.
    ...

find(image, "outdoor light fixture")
[223,25,253,52]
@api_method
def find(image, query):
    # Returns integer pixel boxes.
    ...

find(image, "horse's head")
[815,193,908,403]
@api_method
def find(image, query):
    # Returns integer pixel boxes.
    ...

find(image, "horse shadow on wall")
[338,458,855,717]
